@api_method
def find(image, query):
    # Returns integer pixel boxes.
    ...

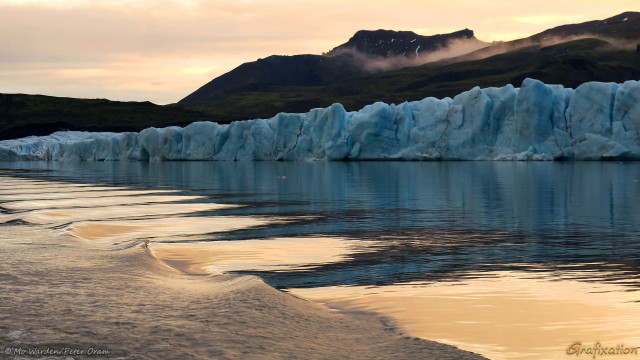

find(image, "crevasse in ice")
[1,78,639,161]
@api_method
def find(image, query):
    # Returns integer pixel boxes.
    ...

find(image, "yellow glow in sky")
[512,14,585,25]
[0,0,637,104]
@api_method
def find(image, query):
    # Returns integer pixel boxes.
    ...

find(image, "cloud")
[0,1,338,103]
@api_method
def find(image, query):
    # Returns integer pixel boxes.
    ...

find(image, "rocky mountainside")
[177,55,363,104]
[175,12,639,123]
[178,29,484,104]
[327,28,480,58]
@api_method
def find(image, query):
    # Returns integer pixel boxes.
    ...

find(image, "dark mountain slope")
[178,29,484,105]
[0,94,214,140]
[343,38,639,102]
[179,38,639,123]
[453,11,640,63]
[178,55,363,104]
[529,11,640,41]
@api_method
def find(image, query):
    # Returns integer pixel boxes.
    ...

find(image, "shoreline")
[0,223,488,360]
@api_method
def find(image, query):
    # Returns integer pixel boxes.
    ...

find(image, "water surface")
[2,161,640,360]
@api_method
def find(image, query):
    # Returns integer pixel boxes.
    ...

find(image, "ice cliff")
[1,78,639,161]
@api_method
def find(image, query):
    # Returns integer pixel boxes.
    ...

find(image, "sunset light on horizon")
[0,0,637,104]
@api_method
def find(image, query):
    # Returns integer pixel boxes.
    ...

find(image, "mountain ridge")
[177,28,485,104]
[327,28,480,58]
[174,11,640,122]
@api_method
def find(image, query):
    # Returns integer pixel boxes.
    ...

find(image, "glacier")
[1,78,639,161]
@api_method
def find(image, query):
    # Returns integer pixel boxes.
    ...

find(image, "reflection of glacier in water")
[3,160,640,283]
[1,79,640,161]
[2,161,640,360]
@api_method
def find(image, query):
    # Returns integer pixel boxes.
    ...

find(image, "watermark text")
[3,346,111,357]
[567,342,640,358]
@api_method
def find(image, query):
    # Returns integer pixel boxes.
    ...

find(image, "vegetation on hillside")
[0,95,214,140]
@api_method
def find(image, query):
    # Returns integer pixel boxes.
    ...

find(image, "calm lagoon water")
[2,161,640,360]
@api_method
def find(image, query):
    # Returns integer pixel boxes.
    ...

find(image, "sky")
[0,0,636,104]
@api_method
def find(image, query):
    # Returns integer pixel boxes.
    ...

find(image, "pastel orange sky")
[0,0,636,104]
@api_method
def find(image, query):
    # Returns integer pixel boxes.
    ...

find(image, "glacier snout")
[1,78,639,161]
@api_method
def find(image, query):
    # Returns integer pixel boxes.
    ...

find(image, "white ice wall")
[2,78,639,161]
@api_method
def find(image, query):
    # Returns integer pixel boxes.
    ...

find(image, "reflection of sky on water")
[291,270,640,360]
[2,161,640,289]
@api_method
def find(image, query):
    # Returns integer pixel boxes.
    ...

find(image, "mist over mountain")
[326,29,487,73]
[451,11,640,63]
[178,29,484,104]
[330,29,478,58]
[175,11,640,123]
